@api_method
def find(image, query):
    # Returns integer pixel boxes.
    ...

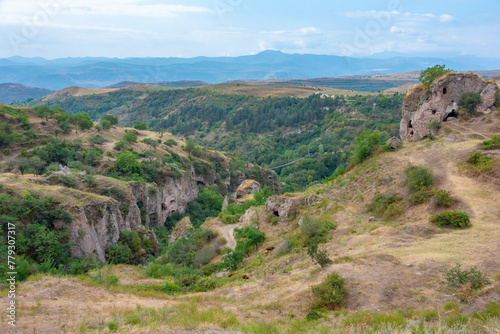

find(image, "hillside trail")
[223,222,242,250]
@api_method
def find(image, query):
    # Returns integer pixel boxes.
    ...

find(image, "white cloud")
[0,0,214,18]
[439,14,455,22]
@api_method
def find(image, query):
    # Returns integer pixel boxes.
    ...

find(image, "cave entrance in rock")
[443,110,458,122]
[443,87,447,95]
[272,210,279,217]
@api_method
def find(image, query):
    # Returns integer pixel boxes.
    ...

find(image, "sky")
[0,0,500,59]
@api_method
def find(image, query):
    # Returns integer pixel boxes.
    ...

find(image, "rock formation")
[168,217,194,243]
[232,179,262,201]
[400,73,499,140]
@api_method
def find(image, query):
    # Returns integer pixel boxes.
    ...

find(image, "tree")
[134,122,147,131]
[419,65,453,88]
[17,157,31,175]
[74,113,93,130]
[101,115,118,126]
[115,152,142,175]
[123,131,138,143]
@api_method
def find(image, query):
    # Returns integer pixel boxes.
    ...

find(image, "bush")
[116,152,142,175]
[430,211,471,228]
[445,264,491,291]
[460,92,482,115]
[311,272,347,310]
[445,264,491,302]
[481,136,500,150]
[194,245,218,268]
[467,151,490,165]
[307,237,332,268]
[108,322,118,331]
[84,174,97,188]
[434,190,451,207]
[107,244,132,264]
[406,166,433,192]
[496,92,500,108]
[419,65,452,88]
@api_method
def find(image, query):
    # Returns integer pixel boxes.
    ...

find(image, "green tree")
[101,115,118,125]
[115,152,142,175]
[419,65,453,88]
[74,113,93,130]
[134,122,148,130]
[123,131,138,143]
[460,92,482,115]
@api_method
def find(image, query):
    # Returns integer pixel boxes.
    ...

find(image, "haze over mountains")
[2,50,500,90]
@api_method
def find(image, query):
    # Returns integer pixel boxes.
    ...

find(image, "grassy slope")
[4,111,500,333]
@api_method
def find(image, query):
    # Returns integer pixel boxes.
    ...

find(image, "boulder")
[387,137,402,150]
[168,217,193,243]
[400,73,499,140]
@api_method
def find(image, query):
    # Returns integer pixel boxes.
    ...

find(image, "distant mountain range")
[1,51,500,90]
[0,83,54,104]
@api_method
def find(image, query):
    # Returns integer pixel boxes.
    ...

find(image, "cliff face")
[68,173,199,262]
[400,73,499,140]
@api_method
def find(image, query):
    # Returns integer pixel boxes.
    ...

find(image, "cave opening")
[443,87,447,95]
[273,210,279,217]
[443,110,458,122]
[408,120,413,129]
[432,110,437,115]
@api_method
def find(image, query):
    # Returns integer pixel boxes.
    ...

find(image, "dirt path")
[223,223,241,250]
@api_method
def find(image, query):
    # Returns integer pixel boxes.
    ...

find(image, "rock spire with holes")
[400,72,499,140]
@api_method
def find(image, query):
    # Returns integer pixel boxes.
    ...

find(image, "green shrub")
[221,214,240,225]
[445,264,491,291]
[165,139,178,147]
[481,136,500,150]
[496,92,500,108]
[108,322,118,331]
[460,92,482,115]
[434,190,451,207]
[106,244,132,264]
[467,151,490,165]
[194,245,218,268]
[305,310,321,321]
[406,166,433,192]
[311,272,347,310]
[430,211,471,228]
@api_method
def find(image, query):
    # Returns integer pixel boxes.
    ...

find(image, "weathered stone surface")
[232,179,262,201]
[168,217,193,243]
[265,195,304,221]
[387,137,402,150]
[400,73,499,140]
[239,207,259,228]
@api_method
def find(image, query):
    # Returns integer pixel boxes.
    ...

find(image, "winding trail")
[223,223,241,250]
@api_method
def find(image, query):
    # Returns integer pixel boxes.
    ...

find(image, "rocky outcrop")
[68,172,199,261]
[168,217,193,243]
[400,73,499,140]
[239,207,259,228]
[265,195,305,221]
[232,179,262,201]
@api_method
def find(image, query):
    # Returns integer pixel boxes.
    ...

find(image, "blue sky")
[0,0,499,59]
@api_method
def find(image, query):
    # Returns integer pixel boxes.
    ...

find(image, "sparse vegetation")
[430,211,471,228]
[366,193,403,220]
